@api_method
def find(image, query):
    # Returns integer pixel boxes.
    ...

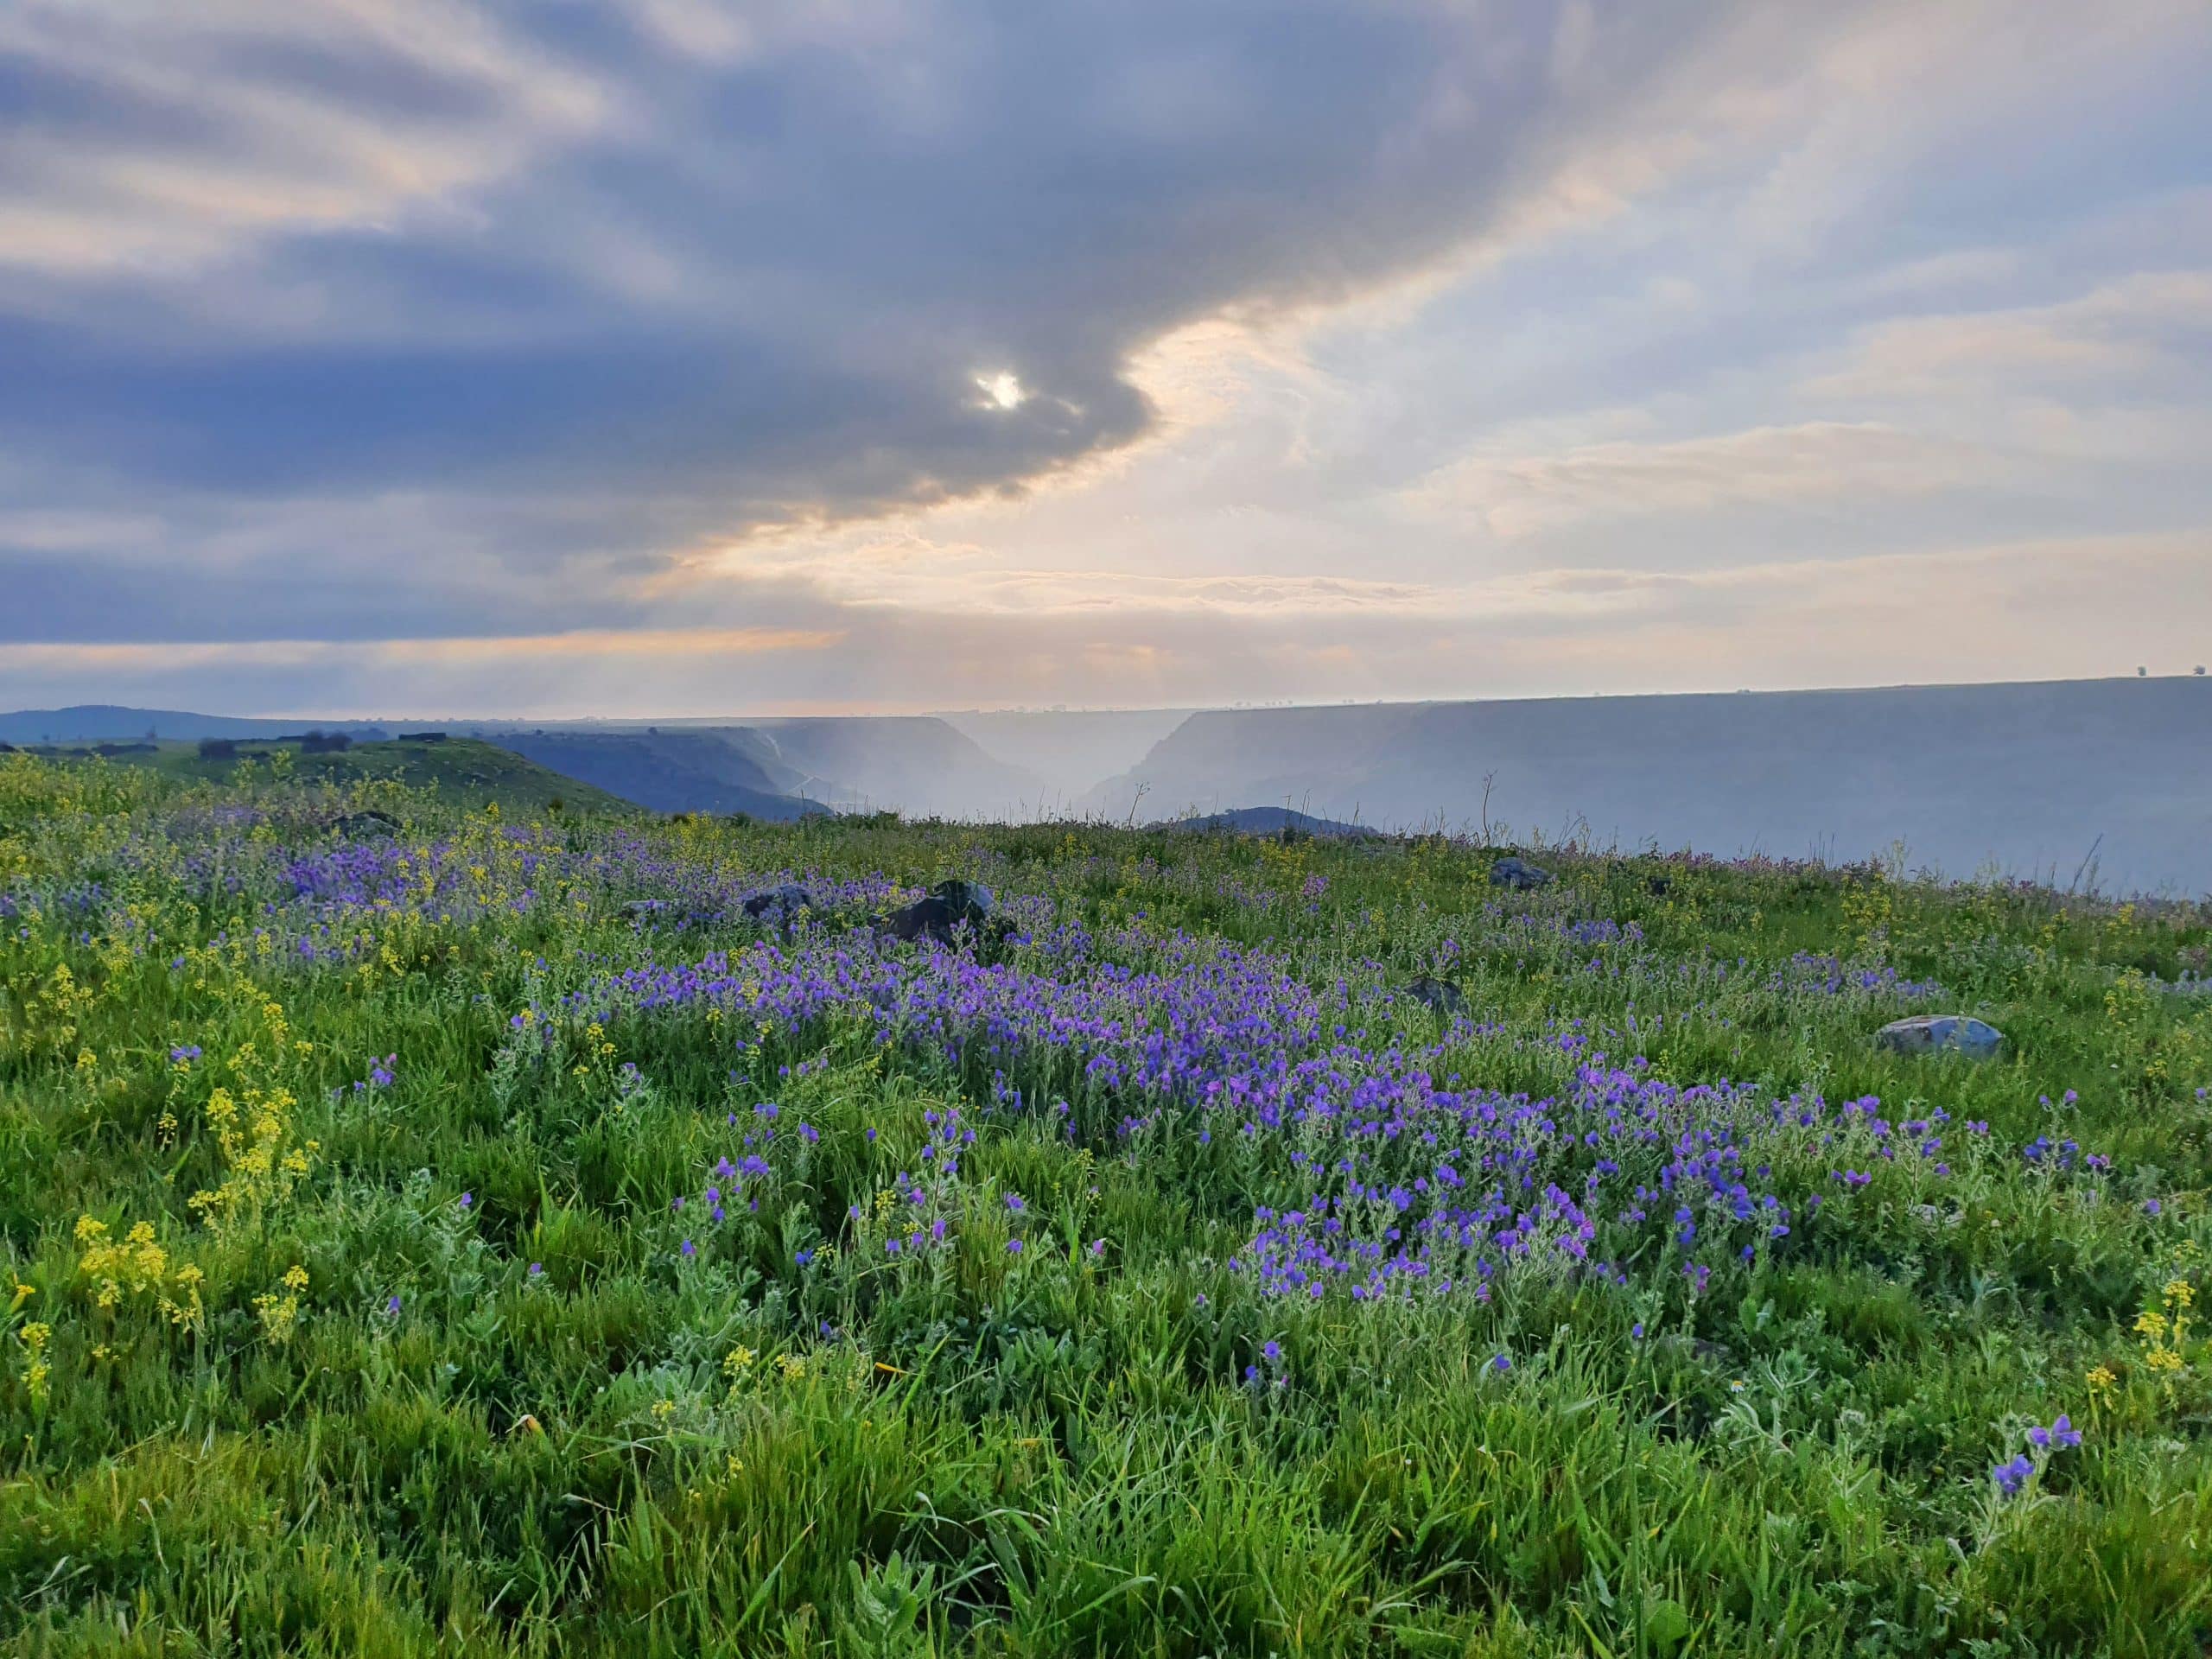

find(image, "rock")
[329,810,401,838]
[930,878,993,920]
[883,878,995,944]
[1405,976,1468,1020]
[741,882,817,926]
[1875,1014,2005,1058]
[1489,855,1553,891]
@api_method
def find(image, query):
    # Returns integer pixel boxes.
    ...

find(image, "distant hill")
[1,704,1032,820]
[34,737,633,815]
[1167,806,1376,839]
[472,716,1033,820]
[1083,677,2212,895]
[0,705,389,745]
[479,729,831,820]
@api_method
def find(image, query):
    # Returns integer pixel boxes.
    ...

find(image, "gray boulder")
[1876,1014,2005,1058]
[742,883,817,927]
[1489,855,1553,891]
[1405,976,1468,1020]
[328,810,401,839]
[884,878,996,944]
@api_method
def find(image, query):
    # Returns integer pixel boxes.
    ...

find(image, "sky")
[3,0,2210,718]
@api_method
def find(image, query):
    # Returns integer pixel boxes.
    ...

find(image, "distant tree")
[198,738,238,760]
[298,729,352,753]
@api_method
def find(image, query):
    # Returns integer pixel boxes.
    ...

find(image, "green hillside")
[1,753,2208,1655]
[21,736,635,816]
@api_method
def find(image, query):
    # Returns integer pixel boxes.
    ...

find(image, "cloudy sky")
[4,0,2209,716]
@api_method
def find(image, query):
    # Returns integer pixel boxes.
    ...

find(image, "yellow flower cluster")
[570,1020,620,1078]
[74,1216,205,1329]
[252,1265,311,1344]
[5,960,98,1059]
[188,1079,318,1223]
[16,1320,49,1402]
[186,1000,320,1227]
[715,1341,818,1395]
[2133,1274,2196,1376]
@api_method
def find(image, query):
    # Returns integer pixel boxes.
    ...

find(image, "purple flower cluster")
[574,920,2010,1306]
[276,828,909,936]
[1772,951,1946,1000]
[1993,1415,2081,1496]
[1992,1454,2034,1496]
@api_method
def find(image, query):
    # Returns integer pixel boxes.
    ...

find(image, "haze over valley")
[11,674,2209,893]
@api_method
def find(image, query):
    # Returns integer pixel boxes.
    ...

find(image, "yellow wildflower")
[16,1320,49,1401]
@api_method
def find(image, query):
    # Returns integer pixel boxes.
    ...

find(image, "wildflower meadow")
[3,750,2209,1656]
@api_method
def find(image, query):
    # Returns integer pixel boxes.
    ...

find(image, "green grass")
[24,737,635,816]
[2,753,2209,1656]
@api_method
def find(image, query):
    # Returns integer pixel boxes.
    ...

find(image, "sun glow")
[975,371,1026,410]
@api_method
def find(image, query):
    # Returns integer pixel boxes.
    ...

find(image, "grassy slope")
[1,755,2209,1656]
[95,738,637,815]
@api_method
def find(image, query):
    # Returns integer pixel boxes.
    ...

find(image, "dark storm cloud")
[0,0,1738,630]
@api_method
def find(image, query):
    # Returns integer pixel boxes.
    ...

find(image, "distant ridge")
[0,705,390,744]
[12,682,2209,892]
[471,716,1030,819]
[1083,677,2212,896]
[482,729,830,821]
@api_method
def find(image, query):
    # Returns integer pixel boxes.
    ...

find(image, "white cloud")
[1808,270,2212,400]
[3,0,2211,717]
[0,0,605,276]
[1413,422,2002,537]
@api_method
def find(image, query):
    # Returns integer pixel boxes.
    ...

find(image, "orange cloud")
[0,626,846,670]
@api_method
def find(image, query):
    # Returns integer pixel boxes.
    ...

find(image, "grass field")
[3,752,2209,1656]
[10,739,635,817]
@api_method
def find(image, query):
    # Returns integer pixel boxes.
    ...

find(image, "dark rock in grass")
[1405,976,1468,1020]
[742,883,817,926]
[931,878,994,919]
[328,810,401,838]
[1489,855,1554,891]
[1875,1014,2005,1058]
[883,878,995,944]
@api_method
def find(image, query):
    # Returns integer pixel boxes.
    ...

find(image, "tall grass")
[2,753,2208,1655]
